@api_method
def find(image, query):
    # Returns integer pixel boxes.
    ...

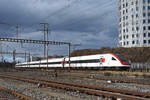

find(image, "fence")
[130,63,150,71]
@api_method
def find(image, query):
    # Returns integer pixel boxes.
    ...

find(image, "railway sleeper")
[0,74,148,100]
[0,87,35,100]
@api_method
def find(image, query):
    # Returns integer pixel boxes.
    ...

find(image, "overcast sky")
[0,0,118,61]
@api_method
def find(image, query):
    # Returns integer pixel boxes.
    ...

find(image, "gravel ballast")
[0,68,150,100]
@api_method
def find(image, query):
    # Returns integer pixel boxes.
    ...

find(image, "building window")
[120,42,122,46]
[148,13,150,17]
[144,40,147,44]
[119,6,121,10]
[123,4,125,8]
[132,27,134,31]
[119,18,121,22]
[123,16,125,20]
[143,20,146,24]
[123,35,126,39]
[148,6,150,10]
[119,36,122,40]
[143,6,146,10]
[136,14,138,18]
[123,22,125,27]
[126,3,128,7]
[123,29,125,33]
[143,13,146,17]
[126,35,129,39]
[148,33,150,37]
[148,0,150,3]
[126,9,128,13]
[143,26,146,30]
[149,40,150,44]
[136,34,139,37]
[126,28,128,32]
[131,2,134,5]
[131,8,134,11]
[136,1,138,5]
[136,21,138,25]
[127,41,129,45]
[148,26,150,30]
[132,41,135,44]
[143,0,146,3]
[136,7,139,11]
[144,33,146,37]
[148,19,150,23]
[132,34,134,38]
[132,15,134,18]
[136,27,139,31]
[123,10,125,14]
[136,40,139,44]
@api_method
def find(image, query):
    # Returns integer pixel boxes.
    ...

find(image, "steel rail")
[0,86,35,100]
[21,69,150,85]
[28,76,150,98]
[79,76,150,85]
[0,74,149,100]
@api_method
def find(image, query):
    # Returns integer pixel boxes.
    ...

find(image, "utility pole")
[28,52,30,62]
[25,52,26,62]
[13,50,15,63]
[68,43,71,68]
[16,25,19,39]
[0,42,2,62]
[46,26,49,68]
[40,23,49,58]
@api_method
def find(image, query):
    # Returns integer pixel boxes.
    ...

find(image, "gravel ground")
[0,91,20,100]
[4,70,150,94]
[0,69,150,100]
[0,78,104,100]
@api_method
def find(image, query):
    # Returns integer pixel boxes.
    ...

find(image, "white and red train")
[15,53,130,70]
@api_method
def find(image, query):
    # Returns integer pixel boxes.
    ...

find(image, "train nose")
[121,61,130,65]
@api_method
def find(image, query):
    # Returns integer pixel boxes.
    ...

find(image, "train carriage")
[15,53,130,70]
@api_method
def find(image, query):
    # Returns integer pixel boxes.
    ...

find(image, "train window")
[112,57,117,61]
[116,54,127,62]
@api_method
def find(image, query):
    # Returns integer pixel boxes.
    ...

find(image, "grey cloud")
[0,0,118,57]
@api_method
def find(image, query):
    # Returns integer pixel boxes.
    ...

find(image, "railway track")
[0,74,149,100]
[50,70,150,85]
[0,86,35,100]
[78,75,150,85]
[21,69,150,85]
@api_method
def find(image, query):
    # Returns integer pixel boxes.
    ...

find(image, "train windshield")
[116,54,127,62]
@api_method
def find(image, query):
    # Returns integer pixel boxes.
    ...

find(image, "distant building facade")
[118,0,150,47]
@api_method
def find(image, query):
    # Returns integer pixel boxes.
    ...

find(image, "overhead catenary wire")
[56,0,115,26]
[24,0,82,31]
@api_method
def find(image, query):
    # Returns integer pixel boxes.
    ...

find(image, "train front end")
[112,54,130,70]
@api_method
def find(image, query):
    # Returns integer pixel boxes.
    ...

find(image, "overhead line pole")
[0,42,2,62]
[40,23,49,58]
[68,43,71,69]
[0,22,19,39]
[46,26,49,68]
[16,25,19,39]
[0,38,80,68]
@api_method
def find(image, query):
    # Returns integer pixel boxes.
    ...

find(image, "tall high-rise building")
[118,0,150,47]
